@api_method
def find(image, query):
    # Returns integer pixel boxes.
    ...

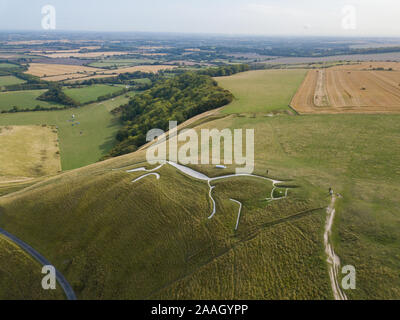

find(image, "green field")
[214,70,400,298]
[0,75,26,87]
[0,90,62,112]
[63,84,124,105]
[133,78,151,85]
[0,92,135,170]
[217,69,307,114]
[0,63,20,69]
[197,112,400,300]
[88,58,155,68]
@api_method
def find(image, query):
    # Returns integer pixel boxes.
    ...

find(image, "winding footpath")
[0,228,77,300]
[128,162,347,299]
[324,195,347,300]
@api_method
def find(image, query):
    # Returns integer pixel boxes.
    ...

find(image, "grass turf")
[0,75,26,87]
[0,63,20,69]
[0,234,64,300]
[216,69,307,114]
[196,112,400,299]
[0,90,63,112]
[0,125,61,178]
[63,84,124,105]
[0,155,330,299]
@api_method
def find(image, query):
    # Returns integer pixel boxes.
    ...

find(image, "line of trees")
[76,71,158,87]
[197,64,250,77]
[1,105,68,114]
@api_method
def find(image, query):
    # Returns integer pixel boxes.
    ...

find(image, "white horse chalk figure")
[124,161,290,230]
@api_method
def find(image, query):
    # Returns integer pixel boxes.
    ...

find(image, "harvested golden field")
[30,49,81,54]
[330,62,400,71]
[41,51,129,58]
[291,62,400,114]
[27,63,175,82]
[65,65,176,83]
[30,47,102,55]
[0,125,61,180]
[25,63,100,78]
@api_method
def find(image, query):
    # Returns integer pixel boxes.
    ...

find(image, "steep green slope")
[0,149,329,299]
[0,234,64,300]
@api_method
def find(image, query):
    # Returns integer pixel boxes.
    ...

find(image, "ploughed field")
[291,62,400,114]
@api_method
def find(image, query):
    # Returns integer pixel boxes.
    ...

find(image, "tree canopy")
[108,72,233,157]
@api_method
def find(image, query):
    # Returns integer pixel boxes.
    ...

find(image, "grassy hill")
[0,69,399,299]
[0,146,330,299]
[0,234,64,300]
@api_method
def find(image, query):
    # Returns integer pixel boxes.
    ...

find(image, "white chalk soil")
[126,161,289,230]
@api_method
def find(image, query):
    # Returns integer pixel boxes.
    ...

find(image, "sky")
[0,0,400,37]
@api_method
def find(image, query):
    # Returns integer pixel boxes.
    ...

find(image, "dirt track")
[324,195,347,300]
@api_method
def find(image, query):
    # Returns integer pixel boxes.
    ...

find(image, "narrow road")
[324,195,347,300]
[0,228,77,300]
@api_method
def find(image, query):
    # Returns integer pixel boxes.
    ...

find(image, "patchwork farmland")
[25,63,176,82]
[2,27,400,302]
[291,62,400,114]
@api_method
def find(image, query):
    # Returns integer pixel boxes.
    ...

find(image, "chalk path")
[230,199,243,230]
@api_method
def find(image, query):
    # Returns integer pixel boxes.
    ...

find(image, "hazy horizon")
[0,0,400,37]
